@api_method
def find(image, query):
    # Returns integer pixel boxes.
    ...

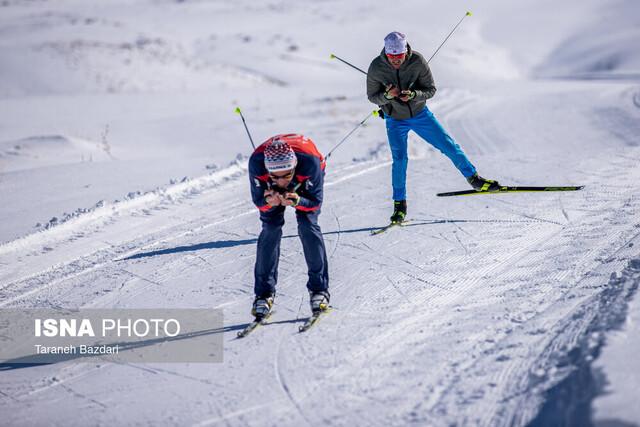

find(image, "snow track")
[1,79,639,426]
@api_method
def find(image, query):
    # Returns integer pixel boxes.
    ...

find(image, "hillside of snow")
[1,0,639,426]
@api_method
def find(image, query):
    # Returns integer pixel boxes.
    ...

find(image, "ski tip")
[234,107,241,114]
[466,11,472,16]
[329,53,336,59]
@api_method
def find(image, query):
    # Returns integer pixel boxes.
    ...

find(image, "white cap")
[384,32,407,55]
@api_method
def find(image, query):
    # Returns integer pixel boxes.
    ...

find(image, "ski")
[436,185,584,197]
[298,308,331,332]
[371,220,410,235]
[236,312,274,338]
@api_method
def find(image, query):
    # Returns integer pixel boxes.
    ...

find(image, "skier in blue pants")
[386,108,477,201]
[367,31,501,223]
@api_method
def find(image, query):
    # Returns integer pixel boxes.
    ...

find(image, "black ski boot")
[309,291,330,313]
[251,295,274,319]
[390,200,407,224]
[467,174,501,192]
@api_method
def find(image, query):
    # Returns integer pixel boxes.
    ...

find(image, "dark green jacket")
[366,45,437,120]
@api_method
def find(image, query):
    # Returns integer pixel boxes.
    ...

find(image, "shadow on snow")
[119,219,534,261]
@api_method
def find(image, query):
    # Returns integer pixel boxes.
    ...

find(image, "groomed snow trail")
[1,80,639,426]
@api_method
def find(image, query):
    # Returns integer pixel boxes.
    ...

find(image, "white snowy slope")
[591,261,640,426]
[1,0,640,426]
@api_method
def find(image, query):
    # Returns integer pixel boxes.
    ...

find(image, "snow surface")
[592,263,640,425]
[1,0,639,426]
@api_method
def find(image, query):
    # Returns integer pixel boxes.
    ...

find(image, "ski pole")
[330,11,473,76]
[329,53,367,75]
[234,107,256,150]
[326,110,378,160]
[329,55,386,119]
[426,11,472,64]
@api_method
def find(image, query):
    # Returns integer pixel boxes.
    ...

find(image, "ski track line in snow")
[329,208,342,260]
[1,319,223,402]
[477,236,640,426]
[0,205,624,422]
[0,158,400,413]
[20,364,103,398]
[0,164,387,309]
[0,183,253,294]
[0,162,248,256]
[273,152,640,425]
[192,399,290,427]
[0,156,380,262]
[3,84,640,425]
[3,349,241,408]
[0,210,254,308]
[476,244,634,406]
[445,249,623,424]
[0,157,390,303]
[11,185,390,424]
[273,329,315,427]
[409,195,640,423]
[257,220,562,419]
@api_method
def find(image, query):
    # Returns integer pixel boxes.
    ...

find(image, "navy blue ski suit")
[248,134,329,298]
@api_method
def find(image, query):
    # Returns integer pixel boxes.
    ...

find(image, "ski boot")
[251,295,274,319]
[390,200,407,224]
[467,173,501,192]
[309,291,330,314]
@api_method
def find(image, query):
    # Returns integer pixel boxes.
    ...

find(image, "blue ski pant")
[254,207,329,298]
[385,107,477,201]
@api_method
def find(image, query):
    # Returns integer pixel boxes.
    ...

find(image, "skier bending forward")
[247,133,330,319]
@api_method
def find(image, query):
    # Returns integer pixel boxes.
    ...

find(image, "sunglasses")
[386,53,406,60]
[269,170,295,180]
